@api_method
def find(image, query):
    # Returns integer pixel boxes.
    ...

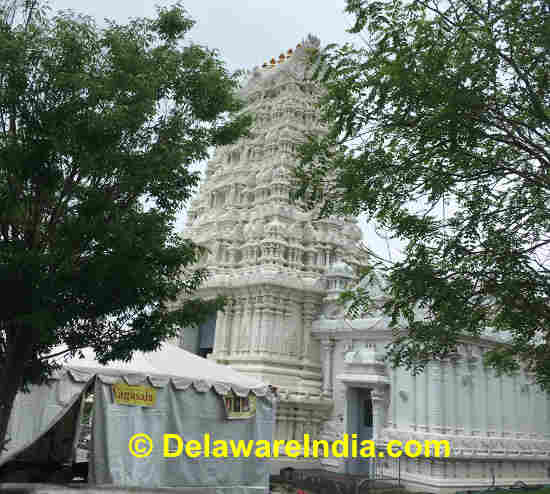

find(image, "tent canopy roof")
[52,343,269,397]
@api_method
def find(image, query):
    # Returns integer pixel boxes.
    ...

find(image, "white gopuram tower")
[180,35,366,467]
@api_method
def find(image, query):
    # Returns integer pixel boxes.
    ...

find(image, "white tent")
[1,343,275,493]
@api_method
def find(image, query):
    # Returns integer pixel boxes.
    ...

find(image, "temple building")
[177,35,550,492]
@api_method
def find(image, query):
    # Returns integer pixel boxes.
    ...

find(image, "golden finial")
[270,57,276,65]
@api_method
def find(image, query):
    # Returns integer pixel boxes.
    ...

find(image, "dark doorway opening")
[198,313,216,357]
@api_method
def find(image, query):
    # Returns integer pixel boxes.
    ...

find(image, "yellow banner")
[112,382,156,407]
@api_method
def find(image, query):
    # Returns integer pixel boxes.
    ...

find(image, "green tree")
[296,0,550,389]
[0,0,251,450]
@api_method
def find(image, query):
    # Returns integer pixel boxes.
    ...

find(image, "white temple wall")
[401,350,550,442]
[370,346,550,440]
[315,330,550,486]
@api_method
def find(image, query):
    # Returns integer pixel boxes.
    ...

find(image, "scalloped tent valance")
[51,342,270,398]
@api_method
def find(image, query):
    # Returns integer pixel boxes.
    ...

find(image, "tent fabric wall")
[91,379,274,493]
[1,377,89,468]
[1,344,275,493]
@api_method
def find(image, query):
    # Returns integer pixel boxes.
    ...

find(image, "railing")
[456,481,550,494]
[370,451,402,483]
[280,453,401,494]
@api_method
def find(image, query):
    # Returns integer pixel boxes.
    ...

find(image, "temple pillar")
[229,246,240,268]
[301,299,316,363]
[268,301,279,355]
[498,374,505,436]
[296,247,305,270]
[260,302,274,355]
[429,361,443,433]
[286,298,299,357]
[487,367,498,436]
[223,299,234,356]
[252,296,264,354]
[389,368,397,429]
[501,374,511,437]
[467,354,478,435]
[274,302,285,355]
[213,299,233,359]
[320,338,335,398]
[535,382,545,439]
[459,356,468,436]
[482,353,490,436]
[440,359,449,434]
[230,299,243,355]
[412,372,418,431]
[311,410,323,439]
[371,387,387,441]
[212,308,227,357]
[513,374,521,438]
[295,409,308,442]
[450,354,462,435]
[417,368,428,433]
[243,296,254,354]
[528,375,536,438]
[275,408,289,442]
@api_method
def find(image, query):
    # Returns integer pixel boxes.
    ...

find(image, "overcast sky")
[46,0,404,263]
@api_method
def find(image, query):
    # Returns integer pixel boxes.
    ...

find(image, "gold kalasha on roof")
[262,46,296,69]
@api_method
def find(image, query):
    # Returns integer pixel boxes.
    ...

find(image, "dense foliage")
[295,0,550,389]
[0,0,251,449]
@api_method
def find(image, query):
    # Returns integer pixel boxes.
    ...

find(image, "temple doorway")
[346,387,374,475]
